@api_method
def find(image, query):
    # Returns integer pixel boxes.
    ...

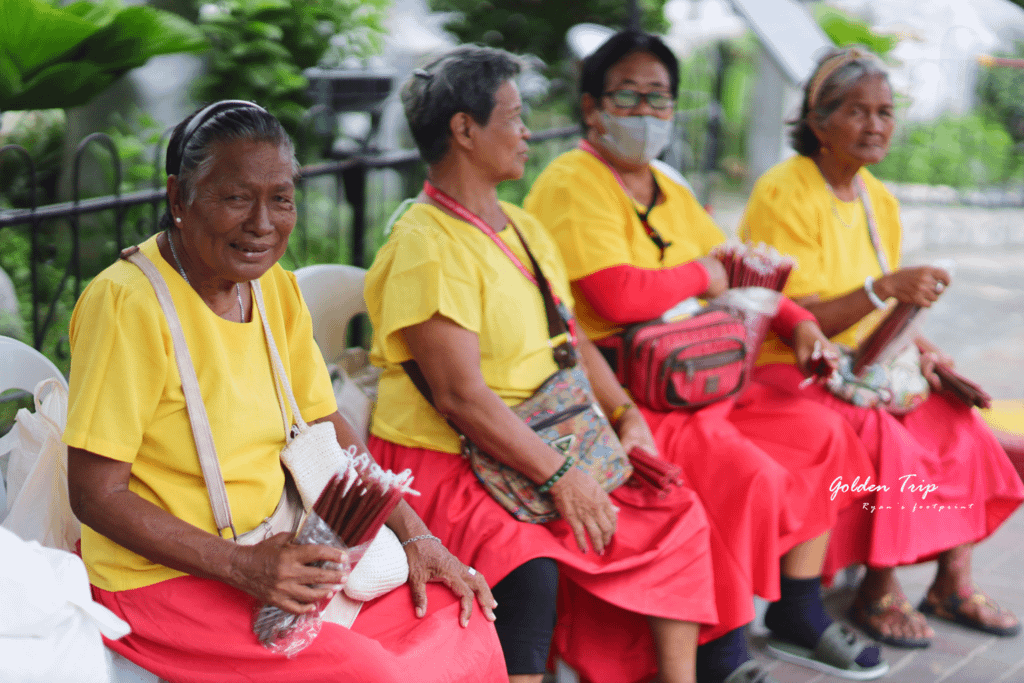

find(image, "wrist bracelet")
[864,276,887,310]
[401,533,442,548]
[537,456,575,494]
[610,402,634,428]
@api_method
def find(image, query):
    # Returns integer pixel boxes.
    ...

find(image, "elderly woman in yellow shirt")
[64,100,505,682]
[743,46,1024,649]
[366,45,719,683]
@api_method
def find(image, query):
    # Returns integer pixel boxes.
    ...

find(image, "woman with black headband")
[63,101,506,682]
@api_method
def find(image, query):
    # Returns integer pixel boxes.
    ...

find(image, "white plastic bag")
[0,526,130,683]
[1,377,79,551]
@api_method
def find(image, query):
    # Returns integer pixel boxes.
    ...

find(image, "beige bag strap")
[251,280,307,440]
[120,247,237,539]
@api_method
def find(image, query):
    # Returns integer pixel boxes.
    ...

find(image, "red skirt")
[93,575,507,683]
[754,364,1024,579]
[639,380,875,643]
[369,436,716,683]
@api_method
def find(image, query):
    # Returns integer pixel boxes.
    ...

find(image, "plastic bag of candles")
[711,241,796,292]
[707,286,783,378]
[253,453,416,657]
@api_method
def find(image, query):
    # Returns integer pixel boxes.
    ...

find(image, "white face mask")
[598,111,673,164]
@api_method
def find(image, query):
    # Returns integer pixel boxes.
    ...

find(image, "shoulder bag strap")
[855,175,891,274]
[120,246,237,539]
[250,279,306,440]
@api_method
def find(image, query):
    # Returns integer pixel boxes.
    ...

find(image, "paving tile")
[977,633,1024,666]
[885,650,963,682]
[945,655,1020,683]
[763,661,825,682]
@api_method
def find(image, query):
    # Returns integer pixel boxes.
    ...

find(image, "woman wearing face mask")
[526,31,887,682]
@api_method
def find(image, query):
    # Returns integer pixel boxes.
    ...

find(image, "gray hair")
[790,46,891,157]
[161,104,298,230]
[401,45,523,165]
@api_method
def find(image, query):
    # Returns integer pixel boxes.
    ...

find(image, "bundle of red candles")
[254,454,415,652]
[852,302,921,376]
[310,458,407,548]
[711,242,796,292]
[628,448,684,494]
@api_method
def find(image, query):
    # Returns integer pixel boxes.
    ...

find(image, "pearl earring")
[175,217,182,223]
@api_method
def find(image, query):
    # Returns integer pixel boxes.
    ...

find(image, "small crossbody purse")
[401,185,632,524]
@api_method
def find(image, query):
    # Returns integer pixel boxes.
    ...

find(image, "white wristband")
[864,276,887,309]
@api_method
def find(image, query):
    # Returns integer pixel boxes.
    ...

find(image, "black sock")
[695,626,750,683]
[765,575,880,668]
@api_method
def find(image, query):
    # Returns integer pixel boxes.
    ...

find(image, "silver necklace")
[167,229,245,322]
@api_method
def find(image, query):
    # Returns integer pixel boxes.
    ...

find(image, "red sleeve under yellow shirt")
[524,149,726,340]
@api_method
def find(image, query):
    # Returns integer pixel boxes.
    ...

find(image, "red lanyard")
[578,140,672,261]
[422,180,577,344]
[423,180,539,287]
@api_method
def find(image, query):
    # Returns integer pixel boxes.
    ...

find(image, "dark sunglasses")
[603,89,674,110]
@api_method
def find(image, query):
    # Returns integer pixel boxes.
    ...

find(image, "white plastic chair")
[295,264,376,439]
[294,264,368,367]
[0,335,68,395]
[0,336,68,518]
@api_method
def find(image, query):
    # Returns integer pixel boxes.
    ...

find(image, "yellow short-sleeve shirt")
[365,202,574,454]
[524,149,725,340]
[740,155,902,364]
[63,235,337,591]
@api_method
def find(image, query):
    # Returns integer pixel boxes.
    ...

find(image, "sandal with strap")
[723,660,779,683]
[848,591,932,649]
[918,588,1022,637]
[766,622,890,681]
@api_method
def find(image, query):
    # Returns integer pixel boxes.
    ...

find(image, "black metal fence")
[0,125,582,369]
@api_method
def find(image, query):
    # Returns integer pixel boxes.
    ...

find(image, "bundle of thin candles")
[628,448,684,494]
[310,457,409,548]
[852,302,921,376]
[254,453,416,653]
[711,242,796,292]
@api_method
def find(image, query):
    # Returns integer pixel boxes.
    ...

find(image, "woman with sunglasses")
[526,30,886,682]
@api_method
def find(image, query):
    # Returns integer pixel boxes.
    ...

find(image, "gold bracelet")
[610,402,634,428]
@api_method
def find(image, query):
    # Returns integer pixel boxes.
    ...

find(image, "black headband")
[165,100,268,176]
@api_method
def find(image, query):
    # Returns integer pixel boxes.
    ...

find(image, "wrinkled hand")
[229,532,348,615]
[549,466,618,555]
[877,266,950,307]
[698,256,729,299]
[615,407,658,457]
[792,320,840,377]
[403,538,497,627]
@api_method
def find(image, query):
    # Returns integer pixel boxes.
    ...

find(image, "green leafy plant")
[872,114,1023,188]
[810,4,897,57]
[194,0,389,142]
[976,41,1024,143]
[429,0,669,69]
[0,0,205,111]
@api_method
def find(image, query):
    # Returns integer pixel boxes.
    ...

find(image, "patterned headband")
[807,47,870,110]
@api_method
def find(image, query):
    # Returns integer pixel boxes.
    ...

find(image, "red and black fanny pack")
[597,309,749,411]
